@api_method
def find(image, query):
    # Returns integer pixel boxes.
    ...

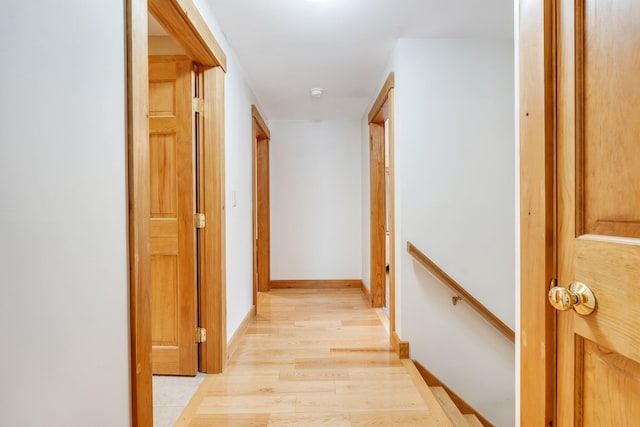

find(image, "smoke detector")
[310,88,324,98]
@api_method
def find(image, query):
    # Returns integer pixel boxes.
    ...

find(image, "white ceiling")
[204,0,513,120]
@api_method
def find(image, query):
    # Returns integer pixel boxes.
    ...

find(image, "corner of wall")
[393,37,515,426]
[191,0,260,341]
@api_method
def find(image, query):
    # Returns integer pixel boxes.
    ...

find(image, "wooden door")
[256,136,270,293]
[555,0,640,424]
[148,55,197,375]
[251,106,271,302]
[369,122,386,308]
[368,74,394,311]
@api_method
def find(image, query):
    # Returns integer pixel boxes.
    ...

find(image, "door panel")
[252,109,271,302]
[557,0,640,424]
[149,56,197,376]
[149,131,177,217]
[369,122,385,308]
[256,137,270,293]
[150,255,178,345]
[579,339,640,426]
[578,0,640,239]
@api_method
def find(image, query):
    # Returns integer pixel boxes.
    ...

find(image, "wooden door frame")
[368,73,398,343]
[252,105,271,302]
[519,0,557,425]
[126,0,227,425]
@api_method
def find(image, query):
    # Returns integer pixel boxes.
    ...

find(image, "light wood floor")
[175,288,441,426]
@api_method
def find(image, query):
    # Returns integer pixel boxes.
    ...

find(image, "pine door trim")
[368,73,397,342]
[252,105,271,300]
[519,0,557,425]
[126,0,227,425]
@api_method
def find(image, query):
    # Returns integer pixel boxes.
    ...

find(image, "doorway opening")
[127,0,227,424]
[146,17,205,426]
[368,73,399,347]
[251,105,271,309]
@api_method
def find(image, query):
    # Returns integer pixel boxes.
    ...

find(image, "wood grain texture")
[369,122,386,308]
[251,104,271,297]
[198,66,226,373]
[177,289,445,426]
[402,360,453,427]
[129,0,228,421]
[414,361,493,427]
[368,72,394,124]
[580,339,640,426]
[391,331,410,360]
[270,280,363,289]
[387,88,397,336]
[577,0,640,239]
[251,116,258,308]
[431,387,468,427]
[407,242,515,343]
[127,0,153,424]
[556,0,640,425]
[251,104,270,140]
[360,281,371,303]
[519,0,557,424]
[464,414,485,427]
[148,0,227,70]
[573,239,640,361]
[149,56,197,376]
[368,74,396,337]
[256,136,270,293]
[226,306,256,362]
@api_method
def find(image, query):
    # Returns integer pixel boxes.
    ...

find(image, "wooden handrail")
[407,241,515,343]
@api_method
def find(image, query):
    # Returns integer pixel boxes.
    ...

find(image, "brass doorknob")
[548,282,596,315]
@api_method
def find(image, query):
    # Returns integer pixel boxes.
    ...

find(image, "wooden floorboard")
[176,288,443,426]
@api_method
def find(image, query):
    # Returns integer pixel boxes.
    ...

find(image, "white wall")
[360,119,371,290]
[193,1,262,337]
[0,2,264,424]
[365,38,516,426]
[0,1,130,426]
[270,121,362,280]
[222,58,258,336]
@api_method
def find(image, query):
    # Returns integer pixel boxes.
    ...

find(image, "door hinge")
[192,97,204,113]
[196,327,207,343]
[194,213,206,229]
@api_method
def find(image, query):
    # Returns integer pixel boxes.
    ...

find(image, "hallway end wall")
[270,120,362,281]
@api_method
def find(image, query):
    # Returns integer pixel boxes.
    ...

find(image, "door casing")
[126,0,227,425]
[368,73,399,349]
[252,105,271,304]
[520,0,640,422]
[519,0,558,424]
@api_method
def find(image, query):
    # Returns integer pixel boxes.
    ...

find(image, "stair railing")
[407,241,515,343]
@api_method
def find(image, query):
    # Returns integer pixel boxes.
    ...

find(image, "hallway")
[174,288,443,426]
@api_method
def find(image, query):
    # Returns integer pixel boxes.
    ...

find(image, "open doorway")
[147,24,198,377]
[127,0,227,424]
[384,117,391,318]
[251,105,271,309]
[146,17,206,426]
[369,73,401,351]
